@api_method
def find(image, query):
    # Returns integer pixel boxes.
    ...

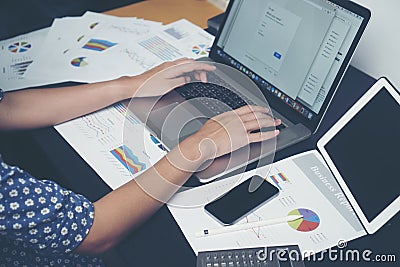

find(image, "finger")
[192,71,209,83]
[168,58,195,66]
[166,62,216,77]
[248,130,280,143]
[198,71,208,82]
[244,117,277,131]
[193,72,201,81]
[212,105,268,122]
[240,111,273,123]
[234,105,270,116]
[154,59,193,71]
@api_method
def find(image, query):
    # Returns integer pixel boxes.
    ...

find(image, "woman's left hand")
[125,58,216,98]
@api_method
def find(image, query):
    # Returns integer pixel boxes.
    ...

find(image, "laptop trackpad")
[147,102,205,148]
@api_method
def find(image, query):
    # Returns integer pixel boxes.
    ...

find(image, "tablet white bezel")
[317,77,400,234]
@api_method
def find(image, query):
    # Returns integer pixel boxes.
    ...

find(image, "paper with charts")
[1,12,214,91]
[167,150,367,255]
[55,101,168,190]
[0,28,49,91]
[24,13,214,87]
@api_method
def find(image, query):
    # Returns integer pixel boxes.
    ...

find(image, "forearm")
[76,135,206,254]
[0,59,212,130]
[0,77,137,130]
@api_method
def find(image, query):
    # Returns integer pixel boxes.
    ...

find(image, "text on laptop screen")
[324,88,400,222]
[215,0,364,121]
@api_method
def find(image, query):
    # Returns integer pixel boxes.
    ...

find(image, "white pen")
[195,215,303,238]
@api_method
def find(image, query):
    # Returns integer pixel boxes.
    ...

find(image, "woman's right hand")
[188,105,281,161]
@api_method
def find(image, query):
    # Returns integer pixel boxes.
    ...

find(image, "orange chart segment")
[288,208,320,232]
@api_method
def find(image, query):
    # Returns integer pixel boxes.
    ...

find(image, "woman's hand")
[121,58,216,98]
[182,105,281,163]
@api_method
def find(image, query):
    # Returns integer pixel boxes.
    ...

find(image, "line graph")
[81,112,114,137]
[121,48,157,72]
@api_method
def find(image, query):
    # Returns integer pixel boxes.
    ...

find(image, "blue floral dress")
[0,155,104,266]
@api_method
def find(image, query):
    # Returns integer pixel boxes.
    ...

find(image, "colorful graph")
[150,134,167,151]
[8,42,31,53]
[267,172,290,190]
[10,60,33,78]
[71,57,88,67]
[192,44,211,55]
[82,38,117,52]
[287,208,320,232]
[110,145,146,174]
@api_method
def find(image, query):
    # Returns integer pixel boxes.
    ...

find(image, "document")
[0,28,49,91]
[55,101,167,189]
[25,12,164,85]
[167,150,366,255]
[298,17,350,106]
[249,1,301,72]
[22,16,214,87]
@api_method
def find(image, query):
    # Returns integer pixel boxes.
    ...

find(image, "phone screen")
[204,176,280,225]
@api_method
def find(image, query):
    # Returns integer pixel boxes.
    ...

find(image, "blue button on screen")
[274,52,282,59]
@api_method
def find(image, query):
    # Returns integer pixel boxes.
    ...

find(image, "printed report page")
[168,150,366,255]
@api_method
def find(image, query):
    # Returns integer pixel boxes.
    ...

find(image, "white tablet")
[317,77,400,234]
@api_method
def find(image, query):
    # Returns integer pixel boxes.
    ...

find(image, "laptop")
[317,77,400,234]
[130,0,371,183]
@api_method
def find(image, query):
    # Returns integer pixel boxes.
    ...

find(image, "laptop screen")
[210,0,370,131]
[323,87,400,222]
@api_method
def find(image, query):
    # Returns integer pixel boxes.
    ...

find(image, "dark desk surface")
[25,65,399,267]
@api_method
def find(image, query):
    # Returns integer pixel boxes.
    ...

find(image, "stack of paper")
[0,11,215,91]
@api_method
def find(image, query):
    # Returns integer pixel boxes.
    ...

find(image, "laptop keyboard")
[175,77,286,131]
[176,81,250,114]
[196,245,305,267]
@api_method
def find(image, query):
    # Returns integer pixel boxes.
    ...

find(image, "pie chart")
[192,44,211,55]
[8,41,31,53]
[71,57,88,67]
[287,208,320,232]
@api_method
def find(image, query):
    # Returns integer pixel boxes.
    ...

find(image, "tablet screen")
[324,87,400,222]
